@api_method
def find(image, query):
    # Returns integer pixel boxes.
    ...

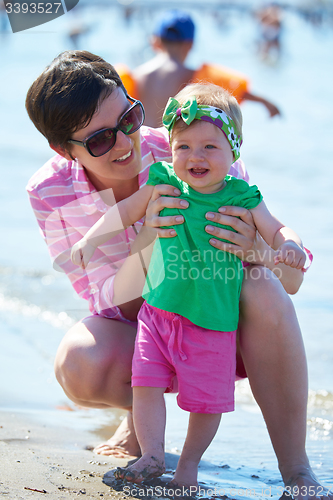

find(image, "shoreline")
[0,407,182,500]
[2,406,333,500]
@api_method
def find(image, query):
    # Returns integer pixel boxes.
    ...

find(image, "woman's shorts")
[131,302,236,414]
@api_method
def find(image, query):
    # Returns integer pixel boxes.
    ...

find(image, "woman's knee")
[240,265,294,325]
[54,317,136,404]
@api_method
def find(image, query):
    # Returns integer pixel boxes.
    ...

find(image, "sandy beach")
[0,406,282,500]
[0,408,132,499]
[0,409,185,500]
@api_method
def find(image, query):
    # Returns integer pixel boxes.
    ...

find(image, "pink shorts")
[132,302,236,414]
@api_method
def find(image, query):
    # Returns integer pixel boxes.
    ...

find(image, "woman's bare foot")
[114,454,165,483]
[283,465,333,500]
[93,411,141,458]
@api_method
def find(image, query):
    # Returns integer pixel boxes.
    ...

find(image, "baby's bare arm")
[71,186,153,268]
[204,205,304,294]
[86,185,153,246]
[251,201,306,270]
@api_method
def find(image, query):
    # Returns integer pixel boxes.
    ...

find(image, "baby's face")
[171,120,234,194]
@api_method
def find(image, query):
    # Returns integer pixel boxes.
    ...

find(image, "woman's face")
[68,88,142,190]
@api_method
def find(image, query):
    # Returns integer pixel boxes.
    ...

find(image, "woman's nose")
[113,130,132,150]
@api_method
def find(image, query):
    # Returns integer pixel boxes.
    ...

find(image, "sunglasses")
[67,97,145,157]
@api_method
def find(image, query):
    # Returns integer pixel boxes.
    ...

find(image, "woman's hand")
[204,206,259,262]
[144,184,189,237]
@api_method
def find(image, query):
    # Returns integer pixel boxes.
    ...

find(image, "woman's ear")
[50,143,74,161]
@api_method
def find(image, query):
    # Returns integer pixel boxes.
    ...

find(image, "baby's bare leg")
[170,413,222,489]
[115,387,167,483]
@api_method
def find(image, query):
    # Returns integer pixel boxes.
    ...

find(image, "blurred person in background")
[117,10,281,127]
[255,3,283,62]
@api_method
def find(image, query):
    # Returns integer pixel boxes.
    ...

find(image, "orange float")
[115,63,249,104]
[115,64,138,99]
[192,63,249,103]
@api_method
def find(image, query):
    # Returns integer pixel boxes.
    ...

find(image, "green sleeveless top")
[143,162,263,331]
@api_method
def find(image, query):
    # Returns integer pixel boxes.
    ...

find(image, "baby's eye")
[205,144,215,149]
[179,144,189,150]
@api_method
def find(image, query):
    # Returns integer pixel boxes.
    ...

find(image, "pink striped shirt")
[26,125,254,322]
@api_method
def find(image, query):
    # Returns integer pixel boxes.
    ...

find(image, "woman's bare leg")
[54,315,140,457]
[238,265,332,499]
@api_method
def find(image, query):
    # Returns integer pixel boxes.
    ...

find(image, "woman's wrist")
[254,241,276,269]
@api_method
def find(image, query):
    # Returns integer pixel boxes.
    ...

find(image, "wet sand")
[0,409,131,499]
[0,406,286,500]
[0,408,184,500]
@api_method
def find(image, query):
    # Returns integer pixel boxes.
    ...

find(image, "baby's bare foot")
[169,458,199,490]
[166,481,198,500]
[114,455,165,484]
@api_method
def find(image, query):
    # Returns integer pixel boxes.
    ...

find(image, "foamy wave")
[308,389,333,411]
[0,293,75,330]
[235,385,333,415]
[307,417,333,440]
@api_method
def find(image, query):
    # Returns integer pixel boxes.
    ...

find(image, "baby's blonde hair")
[171,82,243,139]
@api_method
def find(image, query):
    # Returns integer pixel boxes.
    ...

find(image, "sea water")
[1,1,333,496]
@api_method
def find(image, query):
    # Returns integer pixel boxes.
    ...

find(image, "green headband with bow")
[162,96,242,161]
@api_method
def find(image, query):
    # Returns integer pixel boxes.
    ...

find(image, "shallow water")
[1,1,333,495]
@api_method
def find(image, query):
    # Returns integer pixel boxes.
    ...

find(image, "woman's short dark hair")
[25,50,127,149]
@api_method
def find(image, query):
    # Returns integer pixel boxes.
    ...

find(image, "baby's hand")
[274,241,306,270]
[71,238,96,269]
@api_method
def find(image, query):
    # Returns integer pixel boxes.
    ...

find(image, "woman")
[26,50,325,499]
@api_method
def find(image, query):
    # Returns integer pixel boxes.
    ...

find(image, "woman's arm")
[28,179,188,321]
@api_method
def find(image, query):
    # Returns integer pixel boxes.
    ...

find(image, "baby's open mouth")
[189,168,208,177]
